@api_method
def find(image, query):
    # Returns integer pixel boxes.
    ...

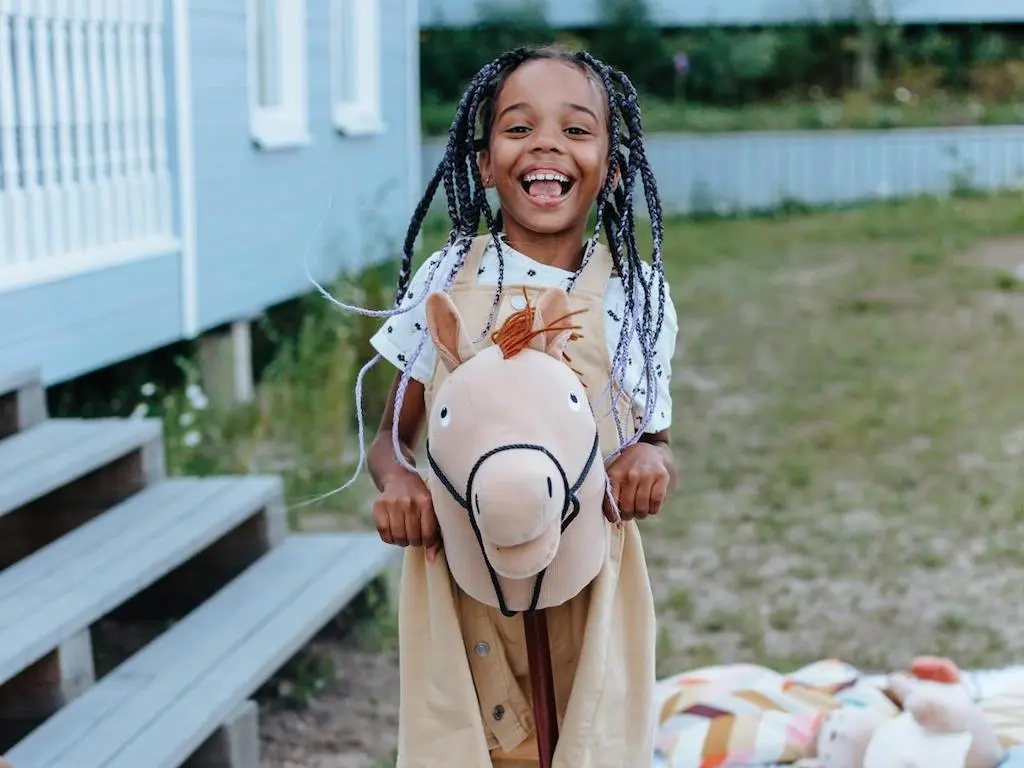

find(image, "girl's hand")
[373,471,443,562]
[602,441,674,522]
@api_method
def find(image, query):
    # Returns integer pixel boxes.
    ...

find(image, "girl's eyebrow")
[566,103,600,121]
[498,102,530,119]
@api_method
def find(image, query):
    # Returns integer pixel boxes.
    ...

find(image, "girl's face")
[478,58,611,243]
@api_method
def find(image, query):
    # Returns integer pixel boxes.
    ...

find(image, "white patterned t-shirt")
[369,235,678,434]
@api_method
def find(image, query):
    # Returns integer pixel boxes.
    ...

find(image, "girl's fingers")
[616,474,638,520]
[390,499,410,547]
[418,500,438,551]
[373,501,394,545]
[631,476,655,519]
[602,482,620,522]
[426,538,444,563]
[649,473,669,516]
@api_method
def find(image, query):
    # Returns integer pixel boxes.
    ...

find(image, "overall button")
[509,294,528,311]
[493,705,505,721]
[474,641,490,657]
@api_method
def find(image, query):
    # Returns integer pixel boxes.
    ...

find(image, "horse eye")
[439,405,452,426]
[567,392,582,412]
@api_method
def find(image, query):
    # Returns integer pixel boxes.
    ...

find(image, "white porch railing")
[0,0,177,292]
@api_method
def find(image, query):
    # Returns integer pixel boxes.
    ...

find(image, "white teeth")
[522,171,571,183]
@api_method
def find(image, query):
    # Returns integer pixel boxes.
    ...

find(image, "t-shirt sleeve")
[632,271,679,434]
[369,248,452,383]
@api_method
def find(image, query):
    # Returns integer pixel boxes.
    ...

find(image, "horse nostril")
[547,476,553,498]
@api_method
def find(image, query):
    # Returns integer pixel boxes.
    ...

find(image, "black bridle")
[426,430,602,617]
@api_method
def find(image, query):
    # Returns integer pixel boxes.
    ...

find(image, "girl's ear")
[425,291,476,372]
[531,288,576,360]
[476,149,494,188]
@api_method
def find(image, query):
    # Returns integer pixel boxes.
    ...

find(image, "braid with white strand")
[304,44,669,507]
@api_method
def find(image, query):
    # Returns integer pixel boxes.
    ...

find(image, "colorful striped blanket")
[651,660,1024,768]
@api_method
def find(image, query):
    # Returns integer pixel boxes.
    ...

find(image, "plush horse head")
[423,287,610,616]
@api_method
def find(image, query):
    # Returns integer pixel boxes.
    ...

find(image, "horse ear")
[532,287,575,361]
[425,291,476,372]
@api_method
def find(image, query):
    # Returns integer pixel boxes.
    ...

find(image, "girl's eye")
[568,392,582,412]
[506,125,530,134]
[566,127,589,136]
[439,405,452,426]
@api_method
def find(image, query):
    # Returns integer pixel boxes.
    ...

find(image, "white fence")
[422,125,1024,217]
[0,0,176,292]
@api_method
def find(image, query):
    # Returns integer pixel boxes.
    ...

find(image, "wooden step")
[0,418,163,519]
[0,368,45,439]
[6,532,398,768]
[0,476,284,688]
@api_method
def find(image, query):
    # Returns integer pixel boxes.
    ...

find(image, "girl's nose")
[529,125,564,153]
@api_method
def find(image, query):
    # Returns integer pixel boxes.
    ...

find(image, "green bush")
[418,0,1024,113]
[419,1,558,102]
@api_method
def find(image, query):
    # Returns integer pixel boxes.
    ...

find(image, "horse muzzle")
[473,450,564,546]
[425,430,600,616]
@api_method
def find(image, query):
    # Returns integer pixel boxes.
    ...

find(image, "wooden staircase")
[0,367,398,768]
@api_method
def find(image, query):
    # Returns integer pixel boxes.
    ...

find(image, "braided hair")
[311,44,667,495]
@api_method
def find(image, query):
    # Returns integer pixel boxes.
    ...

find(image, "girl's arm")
[368,372,428,491]
[367,372,441,557]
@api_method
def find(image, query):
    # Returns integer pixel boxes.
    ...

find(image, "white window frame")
[247,0,310,150]
[330,0,385,137]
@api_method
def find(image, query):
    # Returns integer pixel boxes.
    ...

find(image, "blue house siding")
[0,254,184,386]
[420,0,1024,27]
[189,0,418,333]
[0,0,420,385]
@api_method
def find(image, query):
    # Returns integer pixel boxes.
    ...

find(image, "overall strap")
[452,235,493,287]
[572,240,614,296]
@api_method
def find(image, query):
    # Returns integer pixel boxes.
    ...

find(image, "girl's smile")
[519,165,577,207]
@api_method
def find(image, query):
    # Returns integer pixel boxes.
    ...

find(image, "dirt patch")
[259,640,400,768]
[959,236,1024,276]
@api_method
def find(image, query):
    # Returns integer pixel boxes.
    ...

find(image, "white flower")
[186,384,209,410]
[130,403,148,419]
[140,382,156,397]
[894,86,912,104]
[182,430,201,448]
[179,411,195,427]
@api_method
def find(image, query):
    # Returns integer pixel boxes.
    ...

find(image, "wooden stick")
[523,608,558,768]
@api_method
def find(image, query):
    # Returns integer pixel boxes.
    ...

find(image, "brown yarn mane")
[490,289,587,382]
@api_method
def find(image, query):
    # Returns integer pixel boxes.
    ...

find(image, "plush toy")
[805,657,1006,768]
[811,705,893,768]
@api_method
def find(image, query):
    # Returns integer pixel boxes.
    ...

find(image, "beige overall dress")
[396,235,658,768]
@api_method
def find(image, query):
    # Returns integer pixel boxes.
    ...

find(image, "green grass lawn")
[337,192,1024,673]
[631,194,1024,676]
[421,95,1024,136]
[203,191,1024,765]
[229,192,1024,680]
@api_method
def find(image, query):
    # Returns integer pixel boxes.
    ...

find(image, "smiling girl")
[353,45,679,766]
